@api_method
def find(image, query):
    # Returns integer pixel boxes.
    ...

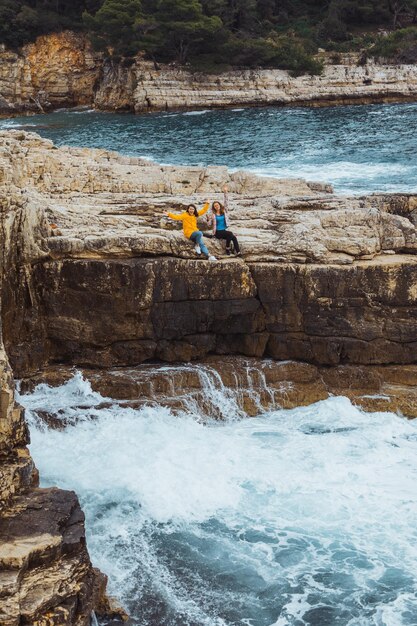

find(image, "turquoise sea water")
[19,373,417,626]
[2,102,417,194]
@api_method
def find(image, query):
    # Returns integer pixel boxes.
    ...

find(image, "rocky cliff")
[2,128,417,622]
[0,131,123,625]
[1,32,417,115]
[2,130,417,402]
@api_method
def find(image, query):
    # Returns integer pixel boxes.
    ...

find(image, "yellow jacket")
[168,203,209,239]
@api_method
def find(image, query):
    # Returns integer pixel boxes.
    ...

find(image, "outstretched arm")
[198,202,210,216]
[167,211,184,220]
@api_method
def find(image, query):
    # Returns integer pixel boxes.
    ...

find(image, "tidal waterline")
[2,102,417,194]
[18,373,417,626]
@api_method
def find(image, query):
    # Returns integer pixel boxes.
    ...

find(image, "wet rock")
[23,357,417,419]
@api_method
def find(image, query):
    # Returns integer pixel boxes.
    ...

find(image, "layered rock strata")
[1,32,417,115]
[0,336,113,625]
[2,131,417,379]
[0,132,120,625]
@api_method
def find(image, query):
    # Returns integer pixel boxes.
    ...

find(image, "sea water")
[2,102,417,194]
[18,373,417,626]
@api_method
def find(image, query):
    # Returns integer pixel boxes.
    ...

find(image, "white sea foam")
[18,374,417,625]
[72,108,96,114]
[52,106,96,114]
[183,109,212,116]
[247,161,417,194]
[249,160,411,182]
[0,119,30,128]
[8,122,40,127]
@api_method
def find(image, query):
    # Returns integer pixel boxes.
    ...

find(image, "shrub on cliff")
[219,33,322,75]
[141,0,224,64]
[82,0,144,56]
[370,26,417,63]
[83,0,224,61]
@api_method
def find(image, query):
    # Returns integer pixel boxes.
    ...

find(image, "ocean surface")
[18,372,417,626]
[2,102,417,194]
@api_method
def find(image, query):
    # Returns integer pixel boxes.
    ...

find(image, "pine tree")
[83,0,143,55]
[151,0,222,63]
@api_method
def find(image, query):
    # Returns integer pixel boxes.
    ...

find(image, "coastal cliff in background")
[1,32,417,115]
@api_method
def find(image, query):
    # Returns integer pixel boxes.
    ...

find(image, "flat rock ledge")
[2,131,417,376]
[22,357,417,420]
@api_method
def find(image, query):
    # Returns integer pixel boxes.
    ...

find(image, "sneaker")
[194,243,201,255]
[234,251,242,256]
[208,255,217,262]
[226,248,231,255]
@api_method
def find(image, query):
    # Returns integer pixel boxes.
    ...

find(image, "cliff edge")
[2,130,417,378]
[0,131,124,625]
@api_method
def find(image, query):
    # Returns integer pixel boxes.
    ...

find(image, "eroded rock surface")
[1,32,417,115]
[0,337,113,625]
[0,131,120,625]
[2,130,417,376]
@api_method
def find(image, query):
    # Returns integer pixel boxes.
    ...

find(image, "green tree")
[317,0,349,43]
[0,0,25,47]
[371,25,417,61]
[151,0,223,63]
[83,0,143,55]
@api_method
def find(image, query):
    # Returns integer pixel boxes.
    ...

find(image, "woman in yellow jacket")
[167,202,217,261]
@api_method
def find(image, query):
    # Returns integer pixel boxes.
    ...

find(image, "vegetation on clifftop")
[1,0,417,73]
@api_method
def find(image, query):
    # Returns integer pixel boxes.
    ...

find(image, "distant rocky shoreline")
[1,31,417,117]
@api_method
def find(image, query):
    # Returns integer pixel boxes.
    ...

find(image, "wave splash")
[18,372,417,626]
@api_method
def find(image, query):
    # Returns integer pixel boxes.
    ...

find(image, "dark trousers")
[215,229,240,252]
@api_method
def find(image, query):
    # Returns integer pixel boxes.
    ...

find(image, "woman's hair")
[211,200,225,214]
[186,204,198,216]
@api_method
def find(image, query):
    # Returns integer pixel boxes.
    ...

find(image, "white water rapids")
[18,372,417,626]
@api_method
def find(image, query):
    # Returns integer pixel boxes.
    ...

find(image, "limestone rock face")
[1,32,417,114]
[0,33,100,114]
[0,339,111,625]
[0,346,35,509]
[2,130,417,377]
[0,133,116,625]
[128,58,417,113]
[0,489,108,626]
[24,255,417,372]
